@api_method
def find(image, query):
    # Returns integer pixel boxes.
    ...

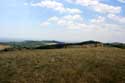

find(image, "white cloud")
[118,0,125,3]
[91,16,105,24]
[40,22,50,27]
[40,14,88,29]
[40,14,125,31]
[63,14,83,21]
[66,8,81,14]
[31,0,81,14]
[66,0,121,14]
[48,16,59,22]
[38,14,125,42]
[90,16,125,31]
[108,14,125,24]
[24,3,28,6]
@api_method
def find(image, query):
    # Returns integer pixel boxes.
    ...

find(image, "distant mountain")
[79,40,102,45]
[66,40,102,45]
[105,42,125,49]
[0,40,65,49]
[0,38,12,42]
[0,40,125,51]
[0,38,24,42]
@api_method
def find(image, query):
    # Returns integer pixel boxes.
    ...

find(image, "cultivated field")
[0,47,125,83]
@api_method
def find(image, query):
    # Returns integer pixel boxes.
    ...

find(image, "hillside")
[0,47,124,83]
[0,44,11,51]
[0,40,125,51]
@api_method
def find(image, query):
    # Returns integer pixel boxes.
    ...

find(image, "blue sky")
[0,0,125,42]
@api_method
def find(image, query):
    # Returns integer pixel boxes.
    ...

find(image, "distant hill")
[105,42,125,49]
[65,40,102,46]
[0,40,125,51]
[0,38,24,42]
[0,40,65,49]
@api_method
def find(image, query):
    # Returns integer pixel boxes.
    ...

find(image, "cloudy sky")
[0,0,125,42]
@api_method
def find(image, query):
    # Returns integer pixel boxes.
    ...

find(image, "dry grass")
[0,45,11,50]
[0,47,125,83]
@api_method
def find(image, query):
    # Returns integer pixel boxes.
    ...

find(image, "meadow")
[0,47,125,83]
[0,45,11,51]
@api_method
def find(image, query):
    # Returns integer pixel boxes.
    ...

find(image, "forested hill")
[0,40,125,51]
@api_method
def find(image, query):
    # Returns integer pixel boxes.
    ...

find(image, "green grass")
[0,47,125,83]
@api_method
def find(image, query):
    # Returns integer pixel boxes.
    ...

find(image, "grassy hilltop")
[0,47,125,83]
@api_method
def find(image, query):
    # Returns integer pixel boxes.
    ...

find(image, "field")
[0,44,11,51]
[0,47,125,83]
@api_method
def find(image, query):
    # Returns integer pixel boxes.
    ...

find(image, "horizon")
[0,38,125,44]
[0,0,125,43]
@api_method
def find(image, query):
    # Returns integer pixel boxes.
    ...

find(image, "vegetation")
[0,44,11,51]
[3,41,59,49]
[1,40,125,51]
[105,43,125,49]
[0,47,125,83]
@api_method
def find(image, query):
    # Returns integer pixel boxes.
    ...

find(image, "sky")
[0,0,125,42]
